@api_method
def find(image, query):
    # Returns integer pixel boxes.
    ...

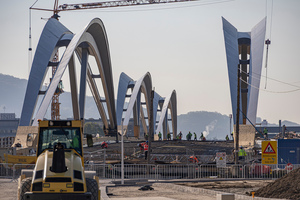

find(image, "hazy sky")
[0,0,299,124]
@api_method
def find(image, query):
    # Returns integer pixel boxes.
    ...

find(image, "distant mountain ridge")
[0,73,299,139]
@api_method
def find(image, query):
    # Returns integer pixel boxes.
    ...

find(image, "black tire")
[86,178,99,200]
[19,177,32,200]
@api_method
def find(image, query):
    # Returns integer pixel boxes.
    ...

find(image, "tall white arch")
[118,72,152,137]
[155,90,177,139]
[19,18,117,135]
[19,18,71,126]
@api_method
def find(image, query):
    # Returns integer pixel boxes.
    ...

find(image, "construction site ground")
[84,138,236,164]
[2,138,297,200]
[106,179,277,199]
[0,178,285,200]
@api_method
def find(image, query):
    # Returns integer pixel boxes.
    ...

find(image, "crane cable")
[28,0,39,77]
[264,0,274,89]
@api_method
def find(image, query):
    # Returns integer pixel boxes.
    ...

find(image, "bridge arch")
[155,90,177,139]
[20,18,117,134]
[117,72,152,137]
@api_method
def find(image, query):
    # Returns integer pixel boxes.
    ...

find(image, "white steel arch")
[20,18,117,135]
[120,72,152,136]
[155,90,177,139]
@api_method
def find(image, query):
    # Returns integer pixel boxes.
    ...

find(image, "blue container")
[278,139,300,164]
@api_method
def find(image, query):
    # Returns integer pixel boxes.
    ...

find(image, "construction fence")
[1,163,299,181]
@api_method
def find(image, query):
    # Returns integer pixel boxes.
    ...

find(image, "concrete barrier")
[217,193,235,200]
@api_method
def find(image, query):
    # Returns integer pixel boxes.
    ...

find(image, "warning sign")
[216,152,226,168]
[262,141,277,164]
[263,142,276,154]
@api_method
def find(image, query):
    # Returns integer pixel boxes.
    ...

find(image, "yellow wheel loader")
[18,120,100,200]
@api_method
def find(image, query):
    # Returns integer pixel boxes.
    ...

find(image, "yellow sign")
[262,141,277,164]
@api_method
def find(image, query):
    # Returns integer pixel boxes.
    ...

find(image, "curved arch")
[116,72,134,126]
[153,91,164,136]
[122,73,152,136]
[155,90,177,139]
[23,18,116,133]
[19,18,71,126]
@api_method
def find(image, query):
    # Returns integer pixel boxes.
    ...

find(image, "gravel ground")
[176,180,274,196]
[107,184,216,200]
[0,179,18,200]
[0,179,281,200]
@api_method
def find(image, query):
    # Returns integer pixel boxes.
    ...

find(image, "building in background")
[0,113,19,147]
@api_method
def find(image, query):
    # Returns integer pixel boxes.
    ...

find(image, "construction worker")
[139,142,145,153]
[238,146,247,160]
[231,132,234,140]
[158,132,162,141]
[188,156,198,163]
[101,141,108,149]
[72,130,80,150]
[225,135,229,142]
[167,133,171,140]
[144,141,149,160]
[194,132,197,141]
[263,128,268,140]
[200,132,204,141]
[187,131,192,141]
[145,133,148,140]
[179,131,182,140]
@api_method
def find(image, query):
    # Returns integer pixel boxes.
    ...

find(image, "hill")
[177,111,231,140]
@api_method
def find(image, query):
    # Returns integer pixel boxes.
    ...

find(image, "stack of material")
[255,167,300,199]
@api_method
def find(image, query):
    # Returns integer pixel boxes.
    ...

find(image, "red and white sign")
[285,163,293,171]
[263,142,276,154]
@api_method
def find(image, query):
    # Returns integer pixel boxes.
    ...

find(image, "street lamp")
[121,121,127,185]
[229,114,232,139]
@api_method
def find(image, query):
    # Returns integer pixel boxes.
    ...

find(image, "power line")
[228,68,300,93]
[240,69,300,89]
[239,76,300,94]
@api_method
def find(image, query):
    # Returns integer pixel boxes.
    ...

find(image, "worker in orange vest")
[144,141,149,160]
[139,142,145,152]
[188,156,198,163]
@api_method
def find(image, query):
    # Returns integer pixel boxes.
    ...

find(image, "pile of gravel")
[254,167,300,199]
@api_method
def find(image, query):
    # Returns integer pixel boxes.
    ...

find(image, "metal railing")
[1,163,299,181]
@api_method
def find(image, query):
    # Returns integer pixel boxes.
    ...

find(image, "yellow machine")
[18,120,100,200]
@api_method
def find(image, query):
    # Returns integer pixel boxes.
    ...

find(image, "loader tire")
[19,177,32,200]
[86,178,99,200]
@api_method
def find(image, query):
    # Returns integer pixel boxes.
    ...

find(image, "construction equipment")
[30,0,199,15]
[18,120,100,200]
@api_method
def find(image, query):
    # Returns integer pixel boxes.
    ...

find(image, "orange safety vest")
[189,156,198,163]
[144,144,149,151]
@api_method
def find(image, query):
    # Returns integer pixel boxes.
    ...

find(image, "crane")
[31,0,199,17]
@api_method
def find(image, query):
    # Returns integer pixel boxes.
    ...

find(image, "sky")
[0,0,299,124]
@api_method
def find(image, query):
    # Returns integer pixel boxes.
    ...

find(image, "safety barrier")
[0,163,14,179]
[1,163,299,181]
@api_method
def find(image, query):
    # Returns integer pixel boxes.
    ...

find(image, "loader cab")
[37,120,83,157]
